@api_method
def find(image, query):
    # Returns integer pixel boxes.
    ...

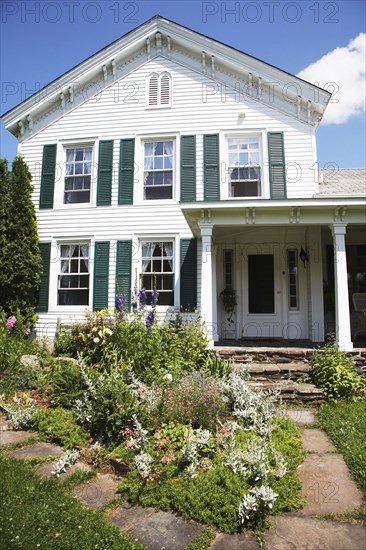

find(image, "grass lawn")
[318,400,366,500]
[0,455,144,550]
[319,401,366,500]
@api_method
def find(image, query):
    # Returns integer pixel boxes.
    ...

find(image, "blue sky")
[1,0,365,167]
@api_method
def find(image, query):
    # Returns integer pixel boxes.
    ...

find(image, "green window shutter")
[116,240,132,312]
[268,132,287,199]
[118,139,135,205]
[180,238,197,311]
[37,242,51,312]
[93,241,110,311]
[39,144,57,209]
[180,135,196,202]
[204,134,220,200]
[97,140,113,206]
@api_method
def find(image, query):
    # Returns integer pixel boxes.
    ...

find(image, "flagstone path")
[1,410,365,549]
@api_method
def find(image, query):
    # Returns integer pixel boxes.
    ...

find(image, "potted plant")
[220,288,237,325]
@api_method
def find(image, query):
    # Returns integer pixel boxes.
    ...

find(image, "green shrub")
[30,408,90,449]
[0,310,39,373]
[0,157,42,328]
[311,340,365,400]
[49,361,85,409]
[118,418,304,533]
[53,308,209,384]
[73,361,138,446]
[54,327,78,357]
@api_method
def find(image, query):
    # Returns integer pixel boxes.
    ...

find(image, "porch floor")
[215,336,366,352]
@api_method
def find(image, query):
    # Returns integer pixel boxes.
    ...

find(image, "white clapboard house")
[2,16,365,350]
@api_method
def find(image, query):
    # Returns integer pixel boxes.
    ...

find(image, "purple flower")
[24,328,31,336]
[132,287,139,313]
[146,310,155,328]
[5,315,17,329]
[151,289,159,306]
[138,288,147,306]
[115,293,127,313]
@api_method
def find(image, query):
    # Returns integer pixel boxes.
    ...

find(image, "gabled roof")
[2,15,331,137]
[317,169,366,197]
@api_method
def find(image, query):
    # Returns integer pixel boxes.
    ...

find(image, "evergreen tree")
[0,156,42,327]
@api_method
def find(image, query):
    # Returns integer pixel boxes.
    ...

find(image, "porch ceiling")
[180,199,366,237]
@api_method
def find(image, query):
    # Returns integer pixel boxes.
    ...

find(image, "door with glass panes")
[242,251,283,338]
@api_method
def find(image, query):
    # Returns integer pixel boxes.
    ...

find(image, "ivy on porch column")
[330,223,353,351]
[199,223,216,347]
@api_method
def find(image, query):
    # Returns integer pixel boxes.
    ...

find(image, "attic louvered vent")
[147,72,171,107]
[149,74,158,106]
[160,73,170,105]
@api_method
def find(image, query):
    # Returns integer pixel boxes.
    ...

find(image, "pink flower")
[24,328,31,335]
[160,452,176,464]
[5,316,17,329]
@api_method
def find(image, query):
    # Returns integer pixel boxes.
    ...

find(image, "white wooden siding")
[18,57,319,336]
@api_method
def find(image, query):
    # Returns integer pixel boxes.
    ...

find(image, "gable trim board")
[2,16,331,139]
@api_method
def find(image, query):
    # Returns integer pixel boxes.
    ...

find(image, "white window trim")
[135,134,179,205]
[220,130,269,200]
[54,139,99,209]
[145,72,172,109]
[135,235,179,311]
[287,248,300,311]
[48,236,95,312]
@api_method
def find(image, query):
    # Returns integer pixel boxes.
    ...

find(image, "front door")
[242,252,283,338]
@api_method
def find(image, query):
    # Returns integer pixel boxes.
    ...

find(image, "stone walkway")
[1,410,365,549]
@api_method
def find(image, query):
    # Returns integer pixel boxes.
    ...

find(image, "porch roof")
[181,197,366,237]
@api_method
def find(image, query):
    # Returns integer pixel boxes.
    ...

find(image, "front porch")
[182,199,366,351]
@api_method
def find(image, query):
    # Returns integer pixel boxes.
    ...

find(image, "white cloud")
[297,33,366,125]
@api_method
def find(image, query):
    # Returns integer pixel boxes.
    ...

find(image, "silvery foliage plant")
[51,449,81,477]
[0,393,37,430]
[73,352,125,425]
[238,485,278,525]
[183,426,213,478]
[126,369,159,412]
[135,451,154,479]
[219,366,286,525]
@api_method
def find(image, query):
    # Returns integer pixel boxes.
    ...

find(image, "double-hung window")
[228,136,261,197]
[64,146,92,204]
[144,140,174,200]
[141,241,174,306]
[58,244,90,305]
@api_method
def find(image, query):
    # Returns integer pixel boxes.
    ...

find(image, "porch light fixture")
[300,246,309,267]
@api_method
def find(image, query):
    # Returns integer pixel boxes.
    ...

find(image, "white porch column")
[212,246,219,342]
[308,226,324,342]
[330,223,353,351]
[199,223,215,347]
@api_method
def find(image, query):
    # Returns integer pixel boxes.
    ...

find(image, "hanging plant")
[220,288,237,325]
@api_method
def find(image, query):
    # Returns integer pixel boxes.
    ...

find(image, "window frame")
[287,249,299,311]
[222,131,268,200]
[55,140,97,209]
[223,249,234,290]
[137,135,178,204]
[48,237,94,312]
[146,72,172,109]
[137,238,177,310]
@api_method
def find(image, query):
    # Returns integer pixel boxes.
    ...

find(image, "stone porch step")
[246,362,311,379]
[248,381,323,402]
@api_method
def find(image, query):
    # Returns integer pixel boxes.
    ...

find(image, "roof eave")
[2,15,331,133]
